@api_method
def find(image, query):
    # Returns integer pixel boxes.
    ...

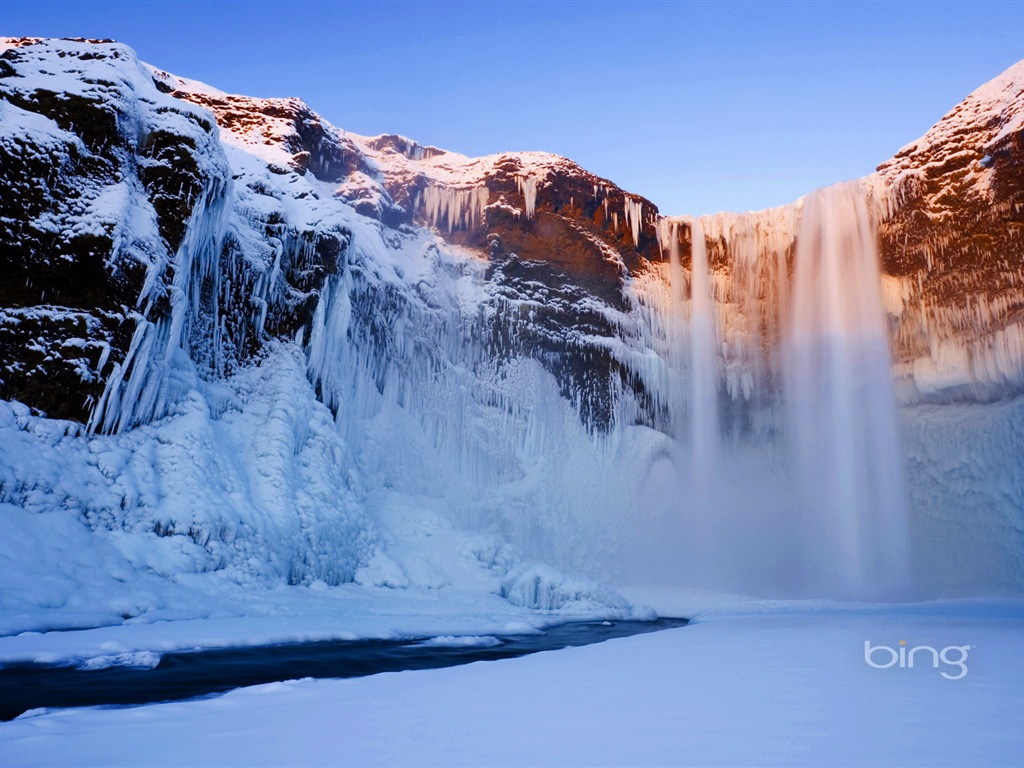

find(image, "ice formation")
[516,174,538,219]
[2,39,1024,633]
[421,185,489,233]
[624,196,643,246]
[88,175,231,434]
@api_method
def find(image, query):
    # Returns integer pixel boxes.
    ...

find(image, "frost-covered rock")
[2,37,1024,621]
[0,347,380,616]
[0,38,230,423]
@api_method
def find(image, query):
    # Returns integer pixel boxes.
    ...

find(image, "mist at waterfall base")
[604,182,911,601]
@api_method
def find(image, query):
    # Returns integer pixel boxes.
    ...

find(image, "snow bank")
[902,397,1024,594]
[500,563,650,617]
[0,347,382,633]
[2,603,1021,767]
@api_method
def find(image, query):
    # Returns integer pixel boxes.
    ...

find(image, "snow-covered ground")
[0,581,646,670]
[2,592,1021,767]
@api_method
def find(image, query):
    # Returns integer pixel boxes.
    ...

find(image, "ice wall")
[88,176,231,434]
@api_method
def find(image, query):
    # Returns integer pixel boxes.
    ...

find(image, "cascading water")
[783,181,910,599]
[636,185,912,598]
[290,171,917,600]
[688,219,720,483]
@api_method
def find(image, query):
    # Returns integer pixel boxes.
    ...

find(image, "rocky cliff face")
[2,38,1024,602]
[5,38,1021,436]
[0,39,670,432]
[0,38,227,422]
[875,61,1024,400]
[150,69,667,429]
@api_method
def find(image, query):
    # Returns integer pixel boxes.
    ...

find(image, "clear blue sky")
[4,1,1024,215]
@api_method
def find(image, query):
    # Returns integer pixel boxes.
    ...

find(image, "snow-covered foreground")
[2,596,1022,767]
[0,584,616,669]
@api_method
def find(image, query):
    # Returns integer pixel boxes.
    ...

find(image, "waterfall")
[688,219,720,483]
[640,185,911,598]
[783,181,910,599]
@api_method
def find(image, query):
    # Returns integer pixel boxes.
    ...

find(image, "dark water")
[0,617,687,720]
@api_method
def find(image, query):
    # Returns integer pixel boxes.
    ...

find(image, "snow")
[0,40,665,644]
[417,635,503,647]
[877,57,1024,194]
[354,140,568,199]
[0,586,553,668]
[1,38,1023,629]
[1,597,1021,767]
[77,651,161,671]
[499,563,646,615]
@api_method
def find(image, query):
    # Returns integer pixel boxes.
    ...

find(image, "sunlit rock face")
[874,62,1024,403]
[1,37,1023,601]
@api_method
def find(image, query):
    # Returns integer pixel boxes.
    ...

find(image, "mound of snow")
[499,563,653,618]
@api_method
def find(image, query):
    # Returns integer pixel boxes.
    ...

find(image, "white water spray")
[784,181,910,599]
[688,219,720,482]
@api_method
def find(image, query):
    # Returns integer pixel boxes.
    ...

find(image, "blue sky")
[5,1,1024,215]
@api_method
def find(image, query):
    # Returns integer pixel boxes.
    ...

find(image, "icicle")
[421,185,489,232]
[624,197,643,247]
[87,174,232,434]
[516,175,538,220]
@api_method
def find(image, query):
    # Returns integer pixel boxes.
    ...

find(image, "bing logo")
[864,640,970,680]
